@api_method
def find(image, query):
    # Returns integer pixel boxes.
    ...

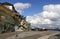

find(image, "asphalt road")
[19,31,58,39]
[0,31,23,39]
[0,32,15,39]
[0,31,59,39]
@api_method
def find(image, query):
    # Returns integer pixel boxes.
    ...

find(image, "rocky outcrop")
[0,2,30,33]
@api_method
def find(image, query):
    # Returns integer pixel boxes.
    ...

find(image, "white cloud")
[43,4,60,13]
[42,11,59,19]
[42,19,52,24]
[14,3,31,14]
[26,4,60,29]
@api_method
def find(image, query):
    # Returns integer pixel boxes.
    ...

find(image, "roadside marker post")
[15,26,19,39]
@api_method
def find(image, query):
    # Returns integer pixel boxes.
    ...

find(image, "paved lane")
[20,31,58,39]
[7,31,59,39]
[0,31,23,39]
[20,34,41,39]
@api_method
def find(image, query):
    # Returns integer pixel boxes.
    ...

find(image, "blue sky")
[0,0,60,16]
[1,0,60,28]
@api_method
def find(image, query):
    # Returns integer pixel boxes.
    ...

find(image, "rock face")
[0,2,30,33]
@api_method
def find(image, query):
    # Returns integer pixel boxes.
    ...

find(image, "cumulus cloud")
[42,11,60,19]
[43,4,60,13]
[14,3,31,14]
[26,4,60,29]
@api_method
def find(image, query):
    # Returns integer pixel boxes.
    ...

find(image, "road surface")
[0,31,23,39]
[0,31,59,39]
